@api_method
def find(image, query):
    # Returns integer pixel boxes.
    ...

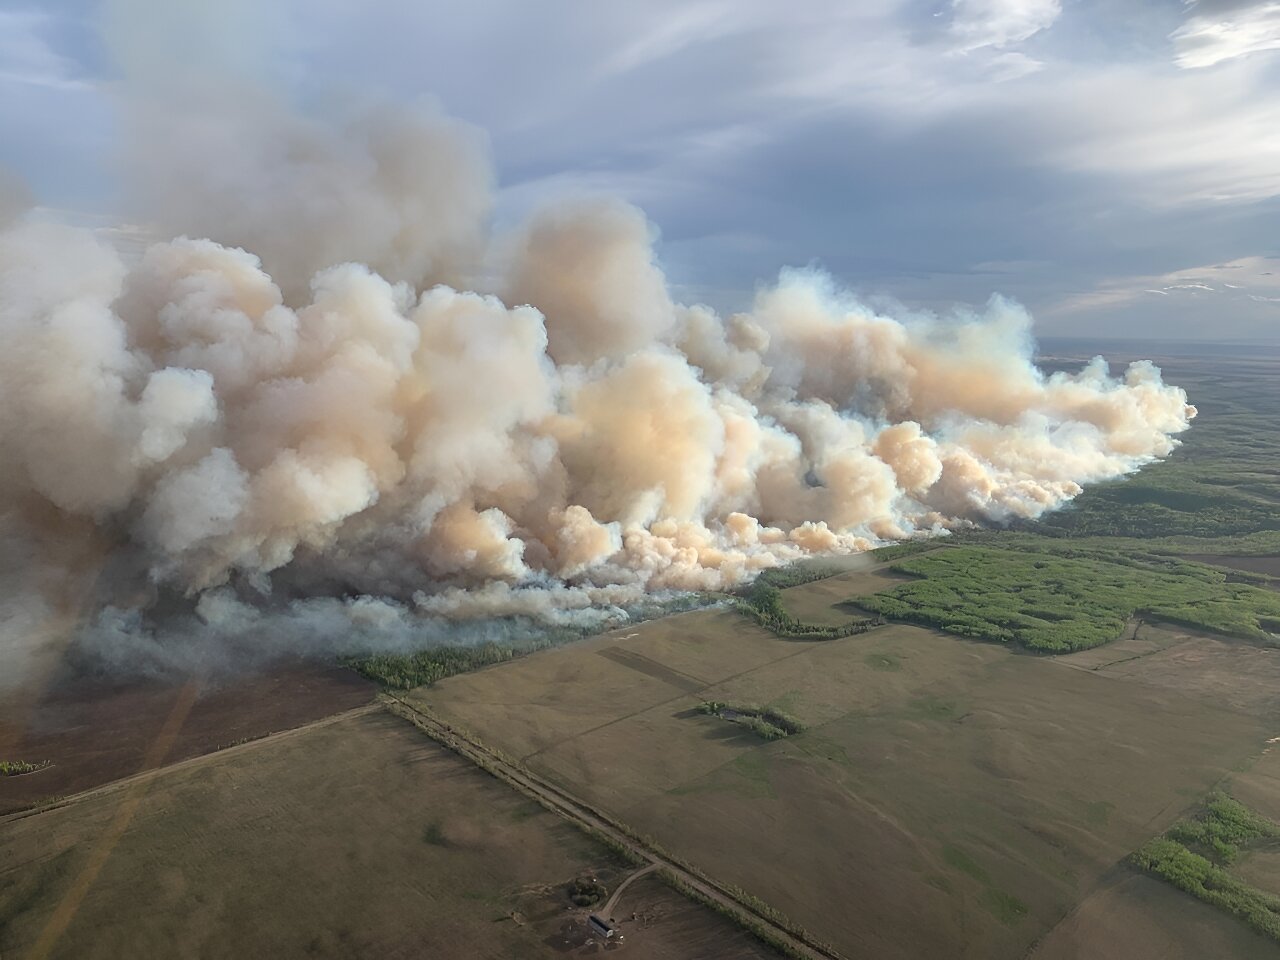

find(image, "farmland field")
[1026,871,1279,960]
[392,350,1280,958]
[0,708,783,960]
[413,571,1279,958]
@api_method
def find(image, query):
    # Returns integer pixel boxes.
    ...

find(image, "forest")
[855,546,1280,652]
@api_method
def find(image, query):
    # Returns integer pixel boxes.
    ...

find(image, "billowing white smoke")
[0,93,1195,682]
[125,98,492,302]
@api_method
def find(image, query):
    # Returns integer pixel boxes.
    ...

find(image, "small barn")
[587,914,620,940]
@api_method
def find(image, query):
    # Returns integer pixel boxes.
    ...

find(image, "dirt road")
[381,693,845,960]
[601,863,659,917]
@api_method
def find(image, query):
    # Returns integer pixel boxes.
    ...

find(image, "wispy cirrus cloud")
[950,0,1062,51]
[1173,0,1280,68]
[1051,255,1280,320]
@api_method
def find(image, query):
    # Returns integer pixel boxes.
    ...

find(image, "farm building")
[587,914,621,940]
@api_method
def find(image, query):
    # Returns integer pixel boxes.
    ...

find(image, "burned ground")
[0,661,376,816]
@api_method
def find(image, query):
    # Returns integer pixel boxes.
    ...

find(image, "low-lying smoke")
[0,85,1195,684]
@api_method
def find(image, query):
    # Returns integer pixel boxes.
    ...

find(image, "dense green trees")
[1133,794,1280,942]
[855,546,1280,652]
[737,577,883,640]
[1166,794,1280,864]
[696,701,806,740]
[567,876,607,907]
[1025,398,1280,540]
[348,635,569,689]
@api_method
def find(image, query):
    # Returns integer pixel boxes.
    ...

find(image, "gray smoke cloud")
[0,12,1197,685]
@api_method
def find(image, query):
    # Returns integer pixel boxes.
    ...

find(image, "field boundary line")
[0,701,382,826]
[381,692,848,960]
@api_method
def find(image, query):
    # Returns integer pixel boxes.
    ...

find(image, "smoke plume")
[0,50,1196,683]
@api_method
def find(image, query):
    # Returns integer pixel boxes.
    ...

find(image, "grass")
[655,869,824,960]
[0,849,74,940]
[1083,800,1114,828]
[941,843,1029,927]
[983,889,1030,926]
[0,710,641,959]
[1132,793,1280,943]
[909,696,961,721]
[214,733,271,752]
[942,844,989,883]
[729,753,777,799]
[391,698,831,957]
[855,546,1280,652]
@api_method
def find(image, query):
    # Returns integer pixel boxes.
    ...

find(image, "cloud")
[950,0,1062,51]
[1173,1,1280,68]
[598,1,738,76]
[0,9,88,90]
[1035,62,1280,205]
[4,0,1280,343]
[1050,255,1280,324]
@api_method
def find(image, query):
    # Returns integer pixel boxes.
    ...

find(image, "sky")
[2,0,1279,341]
